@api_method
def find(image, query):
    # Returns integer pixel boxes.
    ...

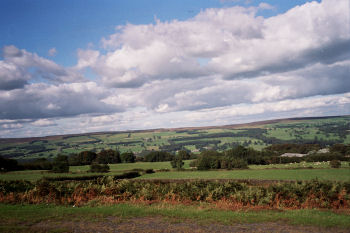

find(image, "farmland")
[1,115,350,232]
[0,115,349,161]
[1,160,349,182]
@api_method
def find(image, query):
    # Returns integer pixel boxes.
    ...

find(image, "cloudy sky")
[0,0,349,138]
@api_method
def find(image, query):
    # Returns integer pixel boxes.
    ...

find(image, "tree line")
[1,143,349,172]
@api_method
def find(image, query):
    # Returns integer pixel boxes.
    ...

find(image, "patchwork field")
[1,115,349,161]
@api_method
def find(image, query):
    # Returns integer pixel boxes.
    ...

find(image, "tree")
[120,152,136,163]
[52,155,69,173]
[71,151,97,165]
[171,155,184,170]
[177,150,191,160]
[144,151,173,162]
[96,149,121,164]
[196,150,221,170]
[0,156,18,172]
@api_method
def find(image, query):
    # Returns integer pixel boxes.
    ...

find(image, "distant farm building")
[280,153,306,158]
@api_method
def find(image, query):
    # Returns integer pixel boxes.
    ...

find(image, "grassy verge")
[0,203,349,232]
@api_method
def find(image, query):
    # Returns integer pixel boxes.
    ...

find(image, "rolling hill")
[0,115,349,161]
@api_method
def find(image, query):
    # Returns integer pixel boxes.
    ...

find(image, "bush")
[89,163,110,173]
[144,169,155,174]
[52,155,69,173]
[114,171,141,179]
[330,160,341,168]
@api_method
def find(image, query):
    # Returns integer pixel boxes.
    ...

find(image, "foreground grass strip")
[0,203,349,231]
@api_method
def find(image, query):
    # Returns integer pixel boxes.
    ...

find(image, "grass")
[0,203,349,232]
[0,170,122,182]
[1,161,349,181]
[138,168,350,181]
[249,161,350,169]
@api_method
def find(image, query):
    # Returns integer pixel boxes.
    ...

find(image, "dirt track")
[32,216,349,233]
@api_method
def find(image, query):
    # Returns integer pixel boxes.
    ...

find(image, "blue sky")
[0,0,320,66]
[0,0,349,138]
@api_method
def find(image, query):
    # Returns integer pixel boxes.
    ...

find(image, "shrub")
[144,169,155,174]
[114,171,141,179]
[330,160,341,168]
[89,163,110,173]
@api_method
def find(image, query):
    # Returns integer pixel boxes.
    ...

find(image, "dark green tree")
[144,151,173,162]
[196,150,221,170]
[0,156,18,172]
[171,155,184,170]
[120,152,136,163]
[177,150,191,160]
[52,155,69,173]
[96,149,121,164]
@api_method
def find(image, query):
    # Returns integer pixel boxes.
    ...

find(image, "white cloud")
[1,45,85,88]
[48,48,57,57]
[1,0,350,138]
[258,3,275,10]
[76,49,100,69]
[79,0,349,89]
[184,94,350,123]
[2,123,23,129]
[0,82,123,120]
[31,119,56,127]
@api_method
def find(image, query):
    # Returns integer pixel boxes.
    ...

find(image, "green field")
[1,161,349,181]
[1,115,349,160]
[139,168,350,181]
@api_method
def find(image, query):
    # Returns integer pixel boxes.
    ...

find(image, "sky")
[0,0,349,138]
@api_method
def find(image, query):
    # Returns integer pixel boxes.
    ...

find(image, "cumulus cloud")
[184,93,350,123]
[1,0,350,137]
[0,45,84,90]
[0,82,123,120]
[0,60,30,90]
[78,0,349,89]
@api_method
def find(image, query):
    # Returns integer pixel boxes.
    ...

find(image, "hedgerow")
[0,178,349,209]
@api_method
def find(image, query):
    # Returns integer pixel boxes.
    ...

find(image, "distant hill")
[0,115,349,160]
